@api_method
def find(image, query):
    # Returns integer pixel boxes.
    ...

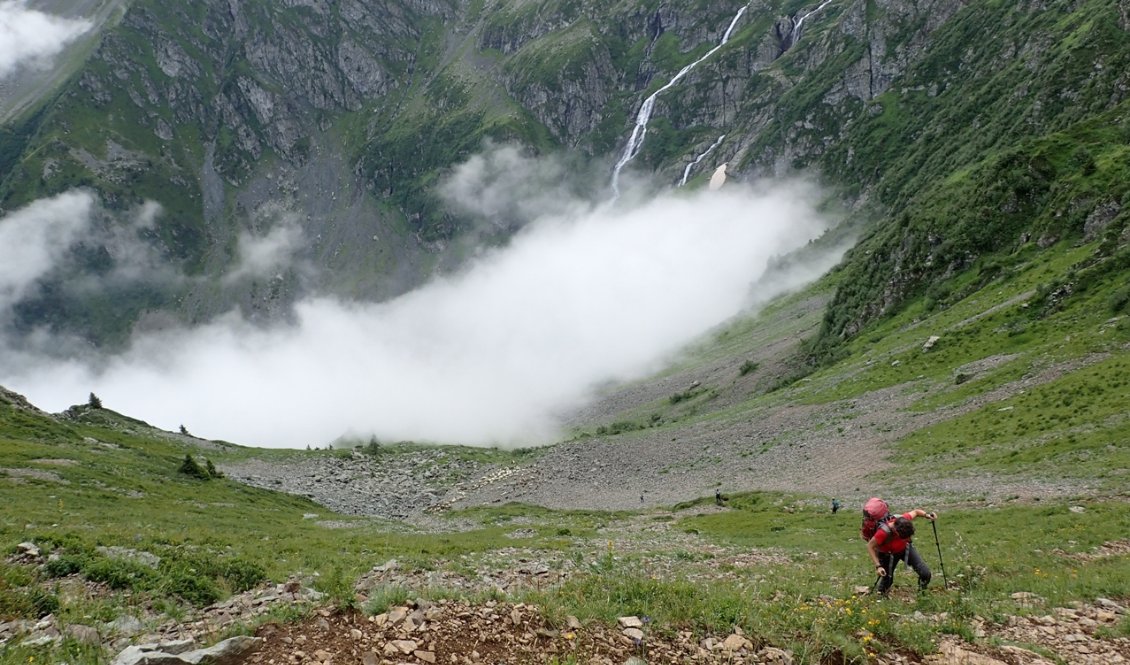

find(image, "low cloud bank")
[0,190,93,314]
[0,165,841,448]
[0,1,92,78]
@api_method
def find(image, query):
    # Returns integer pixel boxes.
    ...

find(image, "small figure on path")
[831,498,841,514]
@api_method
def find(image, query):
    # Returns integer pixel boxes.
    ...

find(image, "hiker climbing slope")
[864,504,937,594]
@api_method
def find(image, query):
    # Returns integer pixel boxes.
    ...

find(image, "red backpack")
[860,497,892,541]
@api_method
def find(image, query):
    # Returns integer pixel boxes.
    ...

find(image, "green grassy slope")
[800,0,1130,355]
[2,409,1127,665]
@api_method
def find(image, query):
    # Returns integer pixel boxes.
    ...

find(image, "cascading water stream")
[791,0,834,43]
[679,134,726,187]
[609,5,749,199]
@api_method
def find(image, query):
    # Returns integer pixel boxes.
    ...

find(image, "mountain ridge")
[10,0,1128,350]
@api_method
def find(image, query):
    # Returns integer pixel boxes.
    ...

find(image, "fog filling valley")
[0,149,843,448]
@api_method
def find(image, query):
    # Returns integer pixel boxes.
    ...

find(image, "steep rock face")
[2,0,449,340]
[715,0,969,181]
[501,35,621,146]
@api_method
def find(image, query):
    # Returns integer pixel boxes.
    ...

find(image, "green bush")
[595,421,645,436]
[363,585,411,615]
[83,558,156,590]
[314,566,357,611]
[0,586,59,619]
[1108,285,1130,313]
[178,454,211,480]
[220,559,267,593]
[44,552,90,578]
[162,569,221,606]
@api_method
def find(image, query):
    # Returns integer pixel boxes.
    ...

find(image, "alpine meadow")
[0,0,1128,664]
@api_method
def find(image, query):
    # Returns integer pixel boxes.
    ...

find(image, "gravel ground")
[219,295,1118,522]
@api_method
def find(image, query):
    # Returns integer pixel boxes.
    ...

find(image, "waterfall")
[791,0,834,43]
[610,5,749,198]
[679,134,726,187]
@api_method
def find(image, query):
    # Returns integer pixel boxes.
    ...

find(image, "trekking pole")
[930,519,949,589]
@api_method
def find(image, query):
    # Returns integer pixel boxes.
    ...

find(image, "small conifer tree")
[178,454,210,480]
[88,392,102,409]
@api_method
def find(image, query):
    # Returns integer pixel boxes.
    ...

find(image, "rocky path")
[244,595,1130,665]
[8,525,1128,665]
[93,591,1128,665]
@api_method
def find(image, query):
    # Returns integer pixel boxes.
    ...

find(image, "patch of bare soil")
[255,602,637,665]
[251,601,817,665]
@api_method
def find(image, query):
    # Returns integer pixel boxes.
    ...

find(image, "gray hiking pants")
[877,544,931,594]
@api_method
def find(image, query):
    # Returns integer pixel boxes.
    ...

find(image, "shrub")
[1072,147,1096,176]
[83,558,156,590]
[162,570,221,606]
[1108,285,1130,313]
[314,566,357,611]
[0,586,59,619]
[178,454,211,480]
[44,552,89,577]
[363,585,411,615]
[220,559,266,593]
[739,360,759,376]
[669,383,706,404]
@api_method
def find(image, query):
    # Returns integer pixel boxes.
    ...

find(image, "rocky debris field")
[220,449,492,521]
[218,345,1107,527]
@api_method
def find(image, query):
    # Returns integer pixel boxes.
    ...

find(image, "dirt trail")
[243,567,1130,665]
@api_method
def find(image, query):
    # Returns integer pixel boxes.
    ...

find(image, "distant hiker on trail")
[864,504,937,595]
[831,498,841,514]
[715,489,728,506]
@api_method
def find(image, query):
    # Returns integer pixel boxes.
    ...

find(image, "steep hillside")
[2,0,1127,350]
[2,384,1129,665]
[0,0,129,125]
